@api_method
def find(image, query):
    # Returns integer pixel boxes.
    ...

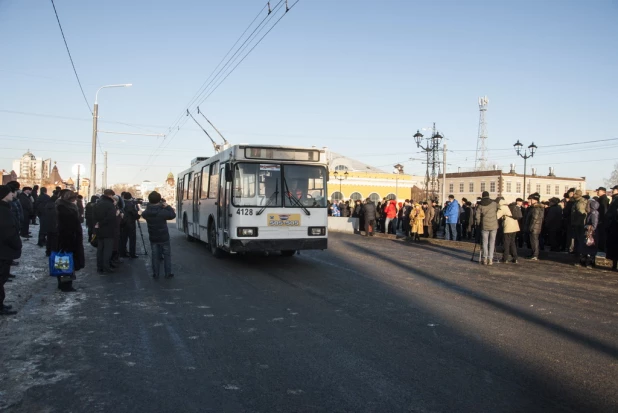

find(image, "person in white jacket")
[499,198,520,263]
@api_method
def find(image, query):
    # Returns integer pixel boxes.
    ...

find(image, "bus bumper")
[229,238,327,253]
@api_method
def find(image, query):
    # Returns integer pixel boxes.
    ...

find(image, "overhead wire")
[49,0,91,114]
[137,0,301,178]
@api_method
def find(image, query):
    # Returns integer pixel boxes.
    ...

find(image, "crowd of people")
[329,185,618,270]
[0,180,176,316]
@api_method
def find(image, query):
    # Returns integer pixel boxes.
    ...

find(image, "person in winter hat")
[475,191,505,265]
[525,193,544,260]
[141,191,176,279]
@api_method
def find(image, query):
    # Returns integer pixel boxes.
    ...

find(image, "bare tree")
[111,183,140,197]
[604,162,618,188]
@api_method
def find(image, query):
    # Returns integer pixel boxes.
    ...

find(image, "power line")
[49,0,91,114]
[139,0,301,177]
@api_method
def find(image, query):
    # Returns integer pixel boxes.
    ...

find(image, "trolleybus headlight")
[308,227,326,236]
[237,227,258,237]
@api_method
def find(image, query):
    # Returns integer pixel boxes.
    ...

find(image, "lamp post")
[513,140,537,200]
[414,124,443,201]
[90,83,132,197]
[393,163,404,201]
[332,170,348,201]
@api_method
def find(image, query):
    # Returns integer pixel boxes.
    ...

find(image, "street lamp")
[393,163,404,201]
[414,125,443,201]
[90,83,132,197]
[514,140,537,200]
[332,170,348,201]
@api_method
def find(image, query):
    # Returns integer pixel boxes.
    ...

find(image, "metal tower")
[475,96,489,171]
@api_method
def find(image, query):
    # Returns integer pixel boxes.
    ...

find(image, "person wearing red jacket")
[384,199,398,234]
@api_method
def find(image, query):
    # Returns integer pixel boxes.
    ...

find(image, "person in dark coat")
[120,193,140,258]
[94,190,118,273]
[31,185,39,224]
[0,185,22,315]
[525,193,544,260]
[544,197,563,252]
[596,187,610,253]
[17,186,34,238]
[55,190,84,292]
[77,195,85,224]
[141,191,176,278]
[361,198,377,236]
[44,190,60,257]
[111,195,124,265]
[85,195,98,242]
[36,187,51,247]
[605,185,618,271]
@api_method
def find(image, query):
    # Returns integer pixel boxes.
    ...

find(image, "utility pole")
[413,123,443,201]
[103,151,108,189]
[77,165,81,194]
[442,143,447,206]
[90,103,98,198]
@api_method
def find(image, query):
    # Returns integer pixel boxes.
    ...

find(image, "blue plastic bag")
[49,251,74,276]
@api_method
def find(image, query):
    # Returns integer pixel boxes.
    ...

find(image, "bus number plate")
[268,214,300,227]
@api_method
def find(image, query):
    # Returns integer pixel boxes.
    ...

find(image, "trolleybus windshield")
[232,163,327,208]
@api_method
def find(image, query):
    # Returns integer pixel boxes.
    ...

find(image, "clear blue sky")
[1,0,616,188]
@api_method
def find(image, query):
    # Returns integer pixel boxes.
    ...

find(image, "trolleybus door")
[218,163,230,246]
[192,172,200,238]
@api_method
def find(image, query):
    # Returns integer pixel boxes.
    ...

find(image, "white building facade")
[444,169,586,203]
[12,150,52,183]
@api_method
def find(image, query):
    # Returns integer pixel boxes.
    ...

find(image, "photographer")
[120,192,140,258]
[94,189,118,274]
[141,191,176,279]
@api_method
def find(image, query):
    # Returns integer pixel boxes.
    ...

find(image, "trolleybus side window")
[201,164,210,199]
[186,172,193,200]
[177,178,183,201]
[208,162,219,199]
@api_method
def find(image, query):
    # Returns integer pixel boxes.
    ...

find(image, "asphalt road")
[1,227,617,412]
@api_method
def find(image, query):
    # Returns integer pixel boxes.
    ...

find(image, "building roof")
[327,151,385,173]
[49,164,63,185]
[445,170,585,181]
[22,149,35,160]
[167,172,174,179]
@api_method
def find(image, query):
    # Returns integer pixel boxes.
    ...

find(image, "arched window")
[349,192,362,201]
[386,193,396,200]
[334,165,349,171]
[369,192,380,203]
[331,191,344,202]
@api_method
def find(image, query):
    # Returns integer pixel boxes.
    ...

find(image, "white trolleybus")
[176,144,328,257]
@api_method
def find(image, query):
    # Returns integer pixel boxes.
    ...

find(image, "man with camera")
[141,191,176,279]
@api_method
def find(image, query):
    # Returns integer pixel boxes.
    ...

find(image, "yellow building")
[327,152,425,203]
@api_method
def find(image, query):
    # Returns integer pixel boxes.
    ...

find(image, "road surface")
[1,227,617,412]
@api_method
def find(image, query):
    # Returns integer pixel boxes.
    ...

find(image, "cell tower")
[474,96,489,171]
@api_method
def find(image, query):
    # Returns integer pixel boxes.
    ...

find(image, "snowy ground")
[0,222,92,410]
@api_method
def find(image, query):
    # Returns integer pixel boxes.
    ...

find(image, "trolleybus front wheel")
[208,224,225,258]
[183,216,195,242]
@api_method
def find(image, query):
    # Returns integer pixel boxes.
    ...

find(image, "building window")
[546,184,551,195]
[368,192,381,203]
[506,182,511,193]
[481,182,486,192]
[349,192,362,201]
[516,182,522,194]
[565,185,569,194]
[469,182,474,193]
[459,183,464,193]
[555,185,560,196]
[449,183,454,193]
[386,193,397,200]
[527,182,531,194]
[334,165,348,171]
[536,184,541,193]
[331,191,344,202]
[490,182,496,193]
